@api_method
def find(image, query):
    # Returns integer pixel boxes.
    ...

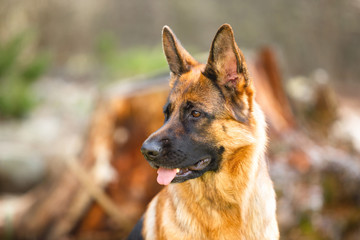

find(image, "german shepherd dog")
[128,24,279,240]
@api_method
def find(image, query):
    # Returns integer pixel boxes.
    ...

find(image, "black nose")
[141,140,162,161]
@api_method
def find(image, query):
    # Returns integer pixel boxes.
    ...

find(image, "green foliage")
[96,33,167,80]
[0,33,50,118]
[298,214,323,240]
[322,174,341,206]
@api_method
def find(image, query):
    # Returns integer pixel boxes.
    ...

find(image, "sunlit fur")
[140,24,279,240]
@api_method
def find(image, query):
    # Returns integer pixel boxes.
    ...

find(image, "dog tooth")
[176,168,180,173]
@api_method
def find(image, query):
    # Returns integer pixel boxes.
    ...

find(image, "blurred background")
[0,0,359,239]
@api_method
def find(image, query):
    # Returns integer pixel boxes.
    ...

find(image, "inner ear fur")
[162,26,198,76]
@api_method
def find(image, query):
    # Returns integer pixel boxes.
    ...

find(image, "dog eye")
[191,110,201,118]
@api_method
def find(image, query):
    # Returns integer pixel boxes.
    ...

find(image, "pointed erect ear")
[162,26,198,76]
[204,24,250,90]
[204,24,254,121]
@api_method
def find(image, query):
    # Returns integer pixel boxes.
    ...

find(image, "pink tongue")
[157,168,178,185]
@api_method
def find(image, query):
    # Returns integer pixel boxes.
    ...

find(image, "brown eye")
[191,110,201,118]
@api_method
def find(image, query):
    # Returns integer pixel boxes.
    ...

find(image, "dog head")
[141,24,259,185]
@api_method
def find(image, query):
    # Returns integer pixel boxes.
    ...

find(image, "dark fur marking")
[202,67,217,83]
[230,94,248,123]
[204,72,226,100]
[218,146,225,155]
[127,216,144,240]
[163,102,172,122]
[172,76,181,88]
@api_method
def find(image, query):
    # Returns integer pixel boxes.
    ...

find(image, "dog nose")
[141,140,161,161]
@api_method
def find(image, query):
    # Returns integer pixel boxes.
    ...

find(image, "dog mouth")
[155,158,211,185]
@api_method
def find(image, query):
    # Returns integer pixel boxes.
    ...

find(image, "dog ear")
[204,24,250,89]
[204,24,254,121]
[162,26,198,76]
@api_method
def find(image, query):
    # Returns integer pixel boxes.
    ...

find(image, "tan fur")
[141,24,279,240]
